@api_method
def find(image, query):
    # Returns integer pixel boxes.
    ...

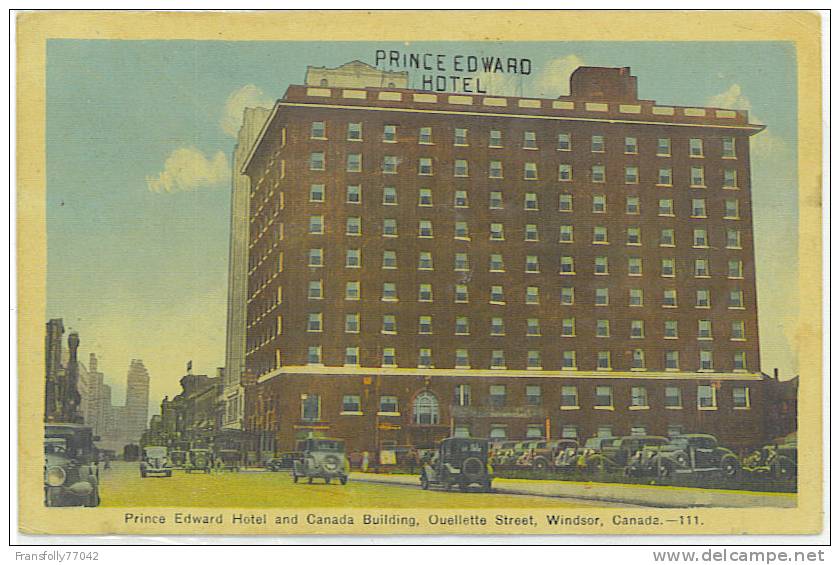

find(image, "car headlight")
[46,466,66,487]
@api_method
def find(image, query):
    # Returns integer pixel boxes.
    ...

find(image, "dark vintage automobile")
[742,442,798,481]
[531,439,579,470]
[265,452,303,472]
[44,424,100,507]
[216,449,242,472]
[420,437,493,492]
[140,445,172,478]
[576,436,619,472]
[292,438,349,484]
[186,448,212,473]
[596,435,669,471]
[646,434,741,479]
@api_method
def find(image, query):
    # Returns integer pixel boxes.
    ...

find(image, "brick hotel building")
[240,62,771,457]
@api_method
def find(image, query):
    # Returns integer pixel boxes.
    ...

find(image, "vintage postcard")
[16,10,824,538]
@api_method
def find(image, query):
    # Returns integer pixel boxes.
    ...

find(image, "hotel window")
[523,131,538,149]
[308,215,324,234]
[625,166,639,184]
[418,220,433,237]
[524,163,538,180]
[595,386,613,408]
[591,164,606,183]
[594,256,609,275]
[418,315,433,335]
[559,193,573,211]
[658,199,674,217]
[455,285,469,303]
[559,256,574,274]
[663,288,678,307]
[310,121,326,139]
[691,166,705,187]
[731,321,746,340]
[699,350,714,371]
[723,169,738,188]
[698,319,713,340]
[698,385,717,409]
[453,384,472,406]
[625,136,638,154]
[455,252,470,271]
[628,257,643,276]
[525,224,539,241]
[591,135,605,152]
[382,348,396,367]
[454,127,468,146]
[664,320,679,338]
[455,316,470,335]
[692,198,707,217]
[454,159,469,177]
[379,395,399,414]
[562,351,577,369]
[306,347,322,365]
[491,317,505,336]
[561,317,575,337]
[526,385,542,406]
[490,253,505,272]
[419,127,433,144]
[528,286,542,304]
[595,288,609,306]
[593,226,608,244]
[630,319,645,338]
[490,223,505,240]
[454,349,470,368]
[558,133,571,151]
[726,229,742,249]
[383,124,397,143]
[629,289,644,307]
[307,248,323,267]
[301,393,321,420]
[308,280,323,300]
[382,186,397,205]
[561,386,579,408]
[342,395,361,413]
[383,218,398,237]
[725,199,740,219]
[345,347,360,366]
[346,216,362,236]
[453,190,469,208]
[561,425,579,439]
[309,183,325,202]
[418,283,433,302]
[346,153,362,173]
[345,281,360,300]
[418,251,433,270]
[489,129,502,147]
[489,385,507,407]
[696,289,711,308]
[490,285,505,304]
[631,387,649,408]
[729,289,745,309]
[733,386,750,408]
[560,286,575,306]
[382,282,398,302]
[632,349,646,370]
[626,196,640,215]
[693,229,709,247]
[489,191,504,209]
[524,192,539,210]
[728,260,744,279]
[657,137,672,156]
[490,425,507,440]
[694,258,710,277]
[723,137,737,158]
[418,188,433,206]
[454,221,469,240]
[307,312,322,333]
[345,313,359,334]
[347,122,362,140]
[592,194,606,213]
[627,227,641,246]
[559,225,574,243]
[419,157,433,175]
[665,352,680,373]
[596,351,611,370]
[527,318,541,336]
[527,350,542,369]
[661,258,675,277]
[558,163,572,181]
[596,319,610,337]
[346,248,361,268]
[689,138,704,157]
[491,350,506,369]
[489,160,503,178]
[734,351,748,371]
[382,155,398,174]
[658,167,673,186]
[381,314,397,334]
[382,250,397,269]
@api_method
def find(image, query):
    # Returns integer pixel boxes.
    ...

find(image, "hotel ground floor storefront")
[243,367,772,462]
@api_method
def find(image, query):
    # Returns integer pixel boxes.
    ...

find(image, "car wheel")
[772,456,796,482]
[340,475,348,485]
[84,486,100,507]
[140,470,147,478]
[721,455,740,479]
[325,477,331,485]
[292,473,299,483]
[533,457,549,471]
[420,474,429,490]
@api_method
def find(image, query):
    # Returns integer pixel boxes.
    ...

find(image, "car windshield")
[44,438,67,455]
[313,440,344,451]
[611,439,623,447]
[145,447,167,458]
[449,441,487,456]
[664,439,689,450]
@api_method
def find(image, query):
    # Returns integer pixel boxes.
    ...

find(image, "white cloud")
[220,84,274,137]
[707,83,753,113]
[146,147,230,193]
[707,84,785,158]
[528,55,585,98]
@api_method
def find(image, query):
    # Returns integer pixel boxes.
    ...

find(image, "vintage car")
[265,452,303,472]
[186,448,212,473]
[489,441,519,467]
[140,445,172,478]
[420,437,493,492]
[292,438,349,484]
[597,435,669,470]
[531,439,579,470]
[742,442,798,481]
[576,436,619,472]
[44,424,100,507]
[216,449,242,472]
[646,434,741,479]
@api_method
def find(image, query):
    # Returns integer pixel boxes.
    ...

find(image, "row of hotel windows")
[298,383,750,424]
[308,121,738,159]
[296,346,749,371]
[307,152,738,186]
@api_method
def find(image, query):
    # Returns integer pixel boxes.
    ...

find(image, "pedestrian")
[407,447,419,475]
[362,450,370,472]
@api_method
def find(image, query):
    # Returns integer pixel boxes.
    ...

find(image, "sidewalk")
[349,472,796,508]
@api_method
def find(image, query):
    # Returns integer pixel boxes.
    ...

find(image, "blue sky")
[45,40,798,409]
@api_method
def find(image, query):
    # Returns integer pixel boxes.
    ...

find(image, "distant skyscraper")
[123,359,150,443]
[44,319,64,422]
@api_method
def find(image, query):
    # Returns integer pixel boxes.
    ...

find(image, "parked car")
[489,441,519,467]
[647,434,741,479]
[44,424,100,507]
[216,449,242,472]
[420,437,493,492]
[742,442,797,482]
[265,452,303,472]
[577,436,619,472]
[531,439,579,470]
[292,438,349,485]
[140,445,172,478]
[186,448,212,473]
[598,436,669,470]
